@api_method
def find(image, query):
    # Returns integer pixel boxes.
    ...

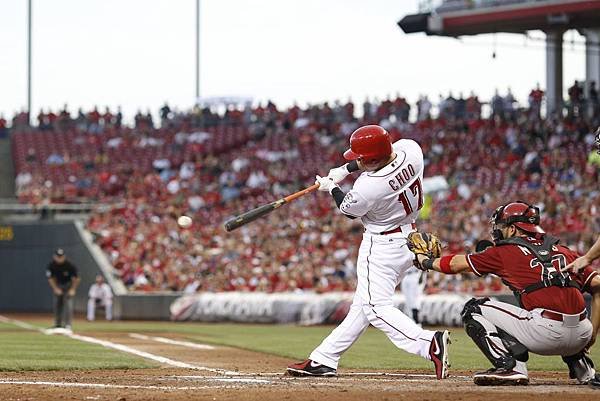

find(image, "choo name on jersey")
[388,164,417,191]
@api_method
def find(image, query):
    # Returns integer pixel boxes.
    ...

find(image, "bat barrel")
[223,200,284,232]
[223,183,319,232]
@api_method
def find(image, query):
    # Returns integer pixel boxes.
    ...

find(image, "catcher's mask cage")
[490,201,544,242]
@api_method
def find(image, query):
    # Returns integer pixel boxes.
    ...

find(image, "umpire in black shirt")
[46,248,80,329]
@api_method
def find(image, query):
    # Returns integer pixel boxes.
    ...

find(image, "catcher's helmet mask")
[491,201,544,242]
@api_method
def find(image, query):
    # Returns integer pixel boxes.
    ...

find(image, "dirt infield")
[1,329,599,401]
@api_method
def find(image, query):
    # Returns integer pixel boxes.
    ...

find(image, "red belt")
[541,310,587,322]
[380,223,417,235]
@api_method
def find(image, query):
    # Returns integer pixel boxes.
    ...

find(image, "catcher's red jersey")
[466,237,598,314]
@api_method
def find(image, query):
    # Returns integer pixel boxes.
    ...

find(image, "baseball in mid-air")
[177,215,193,228]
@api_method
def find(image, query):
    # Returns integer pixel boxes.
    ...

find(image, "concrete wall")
[0,221,181,319]
[0,222,100,313]
[115,293,182,320]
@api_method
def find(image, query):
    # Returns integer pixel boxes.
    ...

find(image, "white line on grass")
[0,315,42,331]
[129,333,215,350]
[0,315,470,380]
[0,315,236,375]
[68,332,236,374]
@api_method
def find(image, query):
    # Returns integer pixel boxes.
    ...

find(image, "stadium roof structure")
[398,0,600,114]
[399,0,600,36]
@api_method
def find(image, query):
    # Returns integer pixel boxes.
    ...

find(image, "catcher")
[407,201,600,388]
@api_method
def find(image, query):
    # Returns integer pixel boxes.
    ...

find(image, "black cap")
[54,248,65,256]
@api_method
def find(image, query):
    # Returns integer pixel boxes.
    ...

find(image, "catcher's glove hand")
[407,232,442,271]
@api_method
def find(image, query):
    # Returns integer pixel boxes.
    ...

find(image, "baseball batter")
[409,202,600,387]
[287,125,449,379]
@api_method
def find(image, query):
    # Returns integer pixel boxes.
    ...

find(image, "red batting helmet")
[343,125,392,165]
[491,201,545,234]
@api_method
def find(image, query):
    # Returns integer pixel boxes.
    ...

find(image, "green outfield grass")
[0,322,156,371]
[3,318,599,372]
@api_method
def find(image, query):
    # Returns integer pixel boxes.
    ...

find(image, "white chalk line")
[129,333,215,350]
[0,315,42,331]
[0,380,233,391]
[171,373,473,381]
[0,315,471,382]
[68,332,237,374]
[0,315,236,375]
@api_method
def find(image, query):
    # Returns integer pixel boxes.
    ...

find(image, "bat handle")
[283,183,320,203]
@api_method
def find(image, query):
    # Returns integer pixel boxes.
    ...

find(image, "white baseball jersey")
[309,138,437,371]
[88,283,113,300]
[339,139,424,233]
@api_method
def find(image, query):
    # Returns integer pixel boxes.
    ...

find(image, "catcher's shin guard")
[462,298,516,370]
[496,328,529,363]
[563,352,596,383]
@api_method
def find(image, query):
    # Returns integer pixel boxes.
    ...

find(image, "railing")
[0,201,123,215]
[418,0,550,14]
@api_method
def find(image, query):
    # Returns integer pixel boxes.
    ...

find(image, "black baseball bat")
[223,183,319,232]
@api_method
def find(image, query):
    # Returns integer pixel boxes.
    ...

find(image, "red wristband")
[440,255,455,274]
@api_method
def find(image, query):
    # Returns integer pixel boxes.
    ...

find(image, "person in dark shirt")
[46,248,80,329]
[413,201,600,388]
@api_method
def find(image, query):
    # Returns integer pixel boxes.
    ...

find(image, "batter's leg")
[358,236,436,359]
[309,295,370,369]
[361,303,434,358]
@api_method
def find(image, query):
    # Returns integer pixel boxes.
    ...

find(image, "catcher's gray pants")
[54,294,74,328]
[473,298,593,378]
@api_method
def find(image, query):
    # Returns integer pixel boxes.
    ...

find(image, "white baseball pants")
[87,297,113,321]
[310,231,436,369]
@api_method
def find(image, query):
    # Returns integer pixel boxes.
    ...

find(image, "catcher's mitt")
[407,232,442,270]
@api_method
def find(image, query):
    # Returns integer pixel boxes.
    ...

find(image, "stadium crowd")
[8,85,600,294]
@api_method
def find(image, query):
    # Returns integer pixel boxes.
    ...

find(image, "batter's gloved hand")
[407,232,442,271]
[315,175,339,194]
[327,165,350,184]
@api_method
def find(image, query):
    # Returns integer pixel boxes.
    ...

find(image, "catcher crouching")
[407,201,600,388]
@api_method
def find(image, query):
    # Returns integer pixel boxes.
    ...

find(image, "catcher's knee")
[461,297,489,323]
[463,313,517,370]
[496,328,529,362]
